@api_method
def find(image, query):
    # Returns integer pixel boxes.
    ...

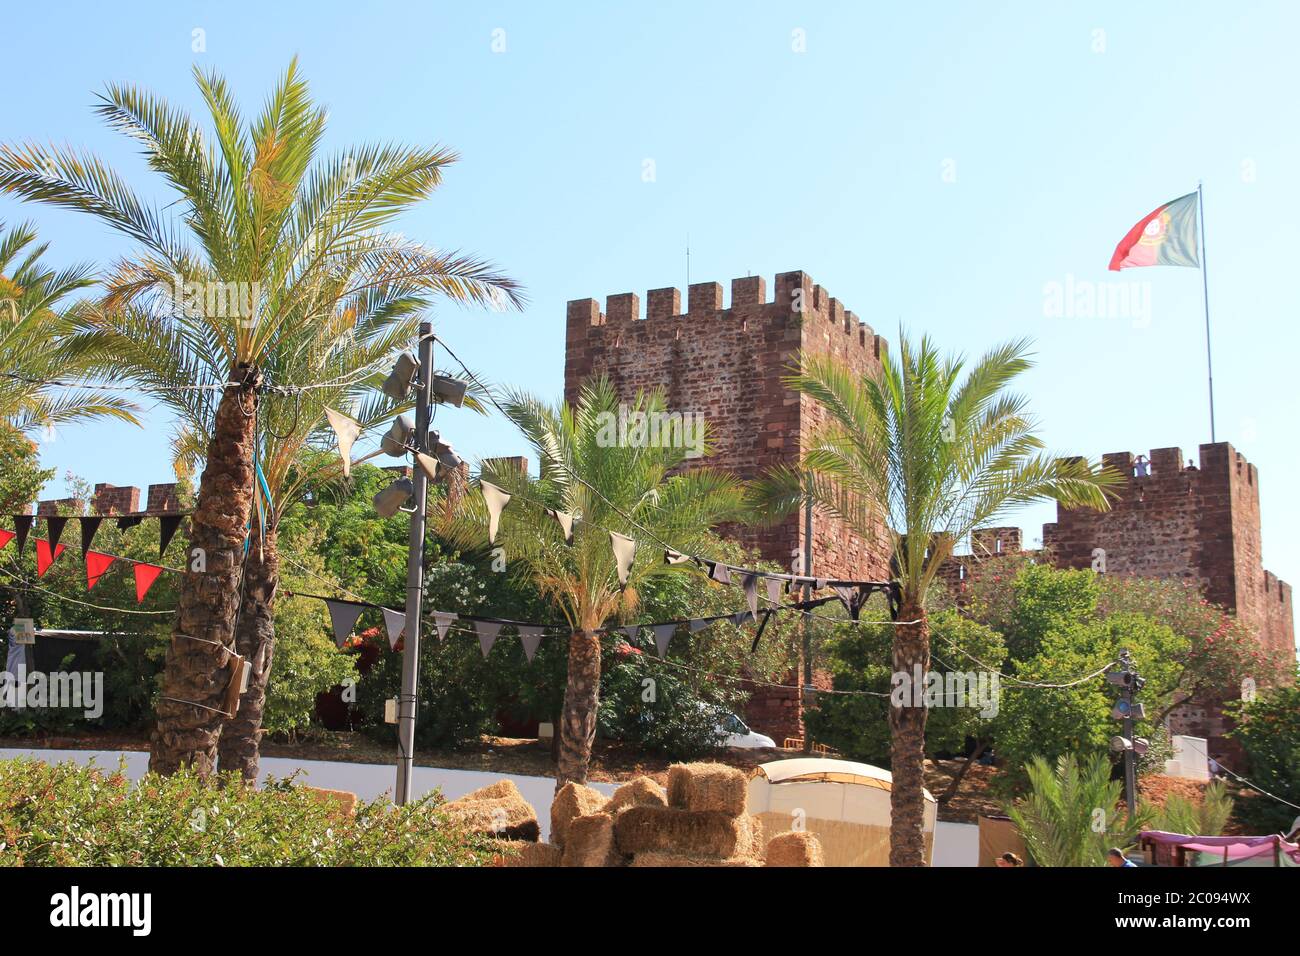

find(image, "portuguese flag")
[1109,192,1200,271]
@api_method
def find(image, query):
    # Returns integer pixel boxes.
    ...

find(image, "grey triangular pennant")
[741,572,759,620]
[381,607,406,650]
[651,623,677,659]
[815,577,829,590]
[622,624,640,641]
[709,561,731,585]
[731,610,753,626]
[518,625,544,663]
[689,617,711,633]
[664,548,692,565]
[326,600,366,649]
[432,611,458,642]
[476,620,503,658]
[765,576,785,605]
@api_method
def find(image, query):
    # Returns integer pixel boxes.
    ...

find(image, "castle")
[565,271,1297,746]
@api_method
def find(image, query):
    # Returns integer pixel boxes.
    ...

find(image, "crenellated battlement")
[566,270,887,358]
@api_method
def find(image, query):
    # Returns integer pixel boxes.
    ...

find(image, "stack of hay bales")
[442,780,540,842]
[615,763,766,867]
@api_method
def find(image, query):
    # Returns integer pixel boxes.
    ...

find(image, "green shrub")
[1224,680,1300,833]
[0,757,497,866]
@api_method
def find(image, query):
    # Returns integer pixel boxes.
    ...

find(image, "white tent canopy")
[748,758,937,866]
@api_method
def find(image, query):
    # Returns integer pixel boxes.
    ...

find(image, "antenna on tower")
[686,233,690,289]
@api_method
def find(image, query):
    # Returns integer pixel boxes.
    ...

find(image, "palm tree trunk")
[555,628,601,790]
[216,524,278,781]
[149,367,259,776]
[888,598,931,866]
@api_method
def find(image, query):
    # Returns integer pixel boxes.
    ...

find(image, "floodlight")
[381,415,414,457]
[373,478,415,518]
[430,373,469,408]
[381,353,419,401]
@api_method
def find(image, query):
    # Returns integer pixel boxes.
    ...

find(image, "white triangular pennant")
[518,625,544,662]
[610,531,636,585]
[664,548,692,565]
[415,452,439,481]
[325,408,363,478]
[480,481,512,545]
[432,611,458,642]
[381,607,406,650]
[476,620,503,658]
[547,509,575,545]
[326,600,366,649]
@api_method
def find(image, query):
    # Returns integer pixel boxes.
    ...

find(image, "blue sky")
[2,1,1297,587]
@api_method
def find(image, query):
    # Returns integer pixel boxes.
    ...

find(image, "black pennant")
[117,515,143,532]
[79,516,103,556]
[46,515,68,552]
[13,515,33,555]
[159,515,184,558]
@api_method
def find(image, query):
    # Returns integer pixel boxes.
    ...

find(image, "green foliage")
[807,606,1005,764]
[0,757,497,866]
[1224,680,1300,833]
[1004,752,1148,867]
[0,426,52,515]
[1154,780,1234,837]
[994,612,1187,780]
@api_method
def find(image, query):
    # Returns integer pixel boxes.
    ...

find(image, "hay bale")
[631,851,762,867]
[495,840,562,868]
[606,776,668,814]
[443,780,540,842]
[561,813,624,867]
[765,830,824,867]
[613,805,757,859]
[550,782,608,848]
[303,786,358,816]
[460,779,525,802]
[666,762,747,816]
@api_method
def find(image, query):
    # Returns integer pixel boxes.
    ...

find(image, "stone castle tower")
[564,270,892,583]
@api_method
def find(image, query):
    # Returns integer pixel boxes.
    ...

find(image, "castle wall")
[564,270,891,583]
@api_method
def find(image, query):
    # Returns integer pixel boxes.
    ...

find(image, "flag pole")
[1197,181,1216,443]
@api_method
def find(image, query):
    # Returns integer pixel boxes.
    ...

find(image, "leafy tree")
[807,607,1005,789]
[1154,779,1234,837]
[1224,679,1300,833]
[0,59,522,775]
[752,336,1117,865]
[994,612,1187,780]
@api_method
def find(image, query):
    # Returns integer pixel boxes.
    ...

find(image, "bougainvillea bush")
[0,757,497,867]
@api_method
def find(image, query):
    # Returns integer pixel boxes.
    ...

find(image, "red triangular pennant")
[85,550,116,590]
[0,530,13,552]
[35,539,66,578]
[134,563,164,603]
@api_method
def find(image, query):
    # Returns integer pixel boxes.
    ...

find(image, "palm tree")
[472,378,750,788]
[752,335,1118,865]
[1006,753,1147,866]
[0,60,523,775]
[0,221,138,434]
[67,296,430,779]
